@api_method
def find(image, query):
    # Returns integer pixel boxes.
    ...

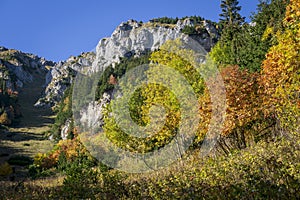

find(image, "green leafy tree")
[252,0,288,39]
[102,39,204,153]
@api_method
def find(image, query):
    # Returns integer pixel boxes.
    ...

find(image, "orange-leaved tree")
[260,0,300,131]
[198,65,260,139]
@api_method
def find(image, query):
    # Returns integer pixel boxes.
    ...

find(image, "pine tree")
[211,0,288,71]
[219,0,245,27]
[210,0,246,67]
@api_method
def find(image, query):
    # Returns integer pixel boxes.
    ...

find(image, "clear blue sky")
[1,0,259,62]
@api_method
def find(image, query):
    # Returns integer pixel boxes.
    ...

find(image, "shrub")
[95,52,150,100]
[0,162,13,176]
[33,153,57,170]
[181,25,198,35]
[0,111,11,125]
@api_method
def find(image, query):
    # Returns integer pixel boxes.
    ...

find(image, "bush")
[0,111,11,125]
[120,135,300,199]
[0,162,13,176]
[95,52,150,100]
[33,153,58,170]
[60,156,100,198]
[49,86,74,140]
[181,25,198,35]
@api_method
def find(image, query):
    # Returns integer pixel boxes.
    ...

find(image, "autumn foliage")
[260,0,300,130]
[18,1,300,199]
[33,137,91,170]
[198,66,260,138]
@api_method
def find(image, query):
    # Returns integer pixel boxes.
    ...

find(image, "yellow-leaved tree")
[260,0,300,132]
[103,39,205,153]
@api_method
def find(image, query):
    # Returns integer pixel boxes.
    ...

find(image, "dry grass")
[0,73,55,179]
[0,175,65,199]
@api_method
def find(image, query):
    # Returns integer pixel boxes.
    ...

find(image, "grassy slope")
[0,73,55,179]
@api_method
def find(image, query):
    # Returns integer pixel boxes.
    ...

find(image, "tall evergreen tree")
[210,0,245,67]
[251,0,288,41]
[219,0,245,27]
[210,0,288,72]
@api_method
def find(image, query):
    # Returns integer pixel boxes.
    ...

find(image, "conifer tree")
[219,0,245,27]
[210,0,245,67]
[210,0,288,72]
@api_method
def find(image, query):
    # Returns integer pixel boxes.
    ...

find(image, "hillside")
[0,47,55,180]
[0,0,299,199]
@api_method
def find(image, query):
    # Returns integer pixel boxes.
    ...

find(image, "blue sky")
[1,0,259,62]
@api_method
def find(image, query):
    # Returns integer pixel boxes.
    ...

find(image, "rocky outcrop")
[0,47,55,125]
[60,119,72,140]
[39,18,219,109]
[73,18,220,134]
[0,47,55,92]
[40,17,219,137]
[35,52,95,107]
[78,92,112,133]
[91,18,219,72]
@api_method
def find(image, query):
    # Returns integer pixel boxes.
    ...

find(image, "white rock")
[61,119,72,140]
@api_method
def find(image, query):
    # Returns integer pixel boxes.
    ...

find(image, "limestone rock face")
[0,47,55,92]
[60,119,72,140]
[75,18,218,131]
[39,17,219,137]
[79,92,111,133]
[39,18,219,109]
[0,47,55,125]
[35,52,95,107]
[91,18,219,72]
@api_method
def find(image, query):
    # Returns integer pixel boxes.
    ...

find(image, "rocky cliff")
[34,52,95,107]
[0,46,55,125]
[82,18,219,133]
[91,18,219,72]
[36,17,220,139]
[40,18,219,108]
[0,46,55,91]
